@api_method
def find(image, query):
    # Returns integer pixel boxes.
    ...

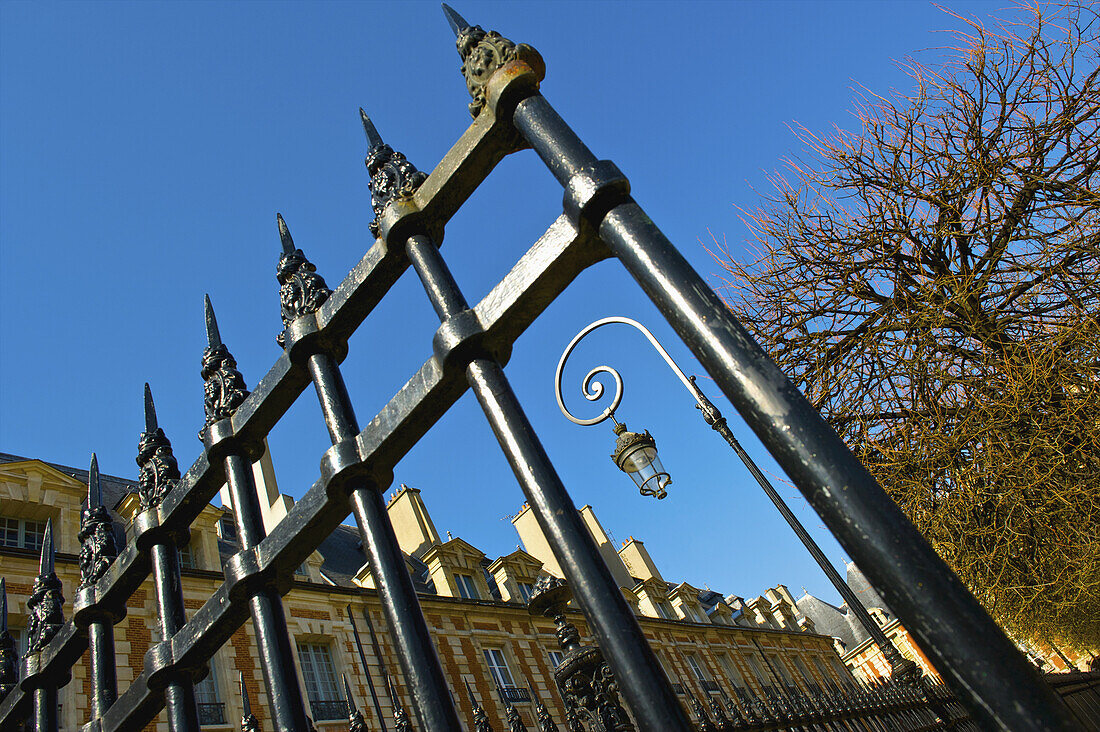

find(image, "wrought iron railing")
[308,699,348,721]
[498,686,530,704]
[0,3,1078,732]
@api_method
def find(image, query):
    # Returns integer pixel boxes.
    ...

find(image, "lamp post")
[554,317,924,688]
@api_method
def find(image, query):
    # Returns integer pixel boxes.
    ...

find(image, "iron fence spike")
[359,108,384,150]
[143,382,158,432]
[440,3,470,36]
[241,671,252,716]
[88,453,102,508]
[40,517,55,576]
[343,673,357,712]
[276,213,295,255]
[203,293,222,348]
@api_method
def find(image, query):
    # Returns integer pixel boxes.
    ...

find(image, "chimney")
[386,484,441,558]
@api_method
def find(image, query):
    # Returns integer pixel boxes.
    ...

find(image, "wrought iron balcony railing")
[308,699,348,721]
[499,686,530,704]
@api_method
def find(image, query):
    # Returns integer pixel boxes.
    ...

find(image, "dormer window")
[1,516,46,551]
[455,573,479,600]
[517,581,534,603]
[178,539,198,570]
[218,514,238,543]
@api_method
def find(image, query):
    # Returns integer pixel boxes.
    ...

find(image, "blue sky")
[1,1,1008,607]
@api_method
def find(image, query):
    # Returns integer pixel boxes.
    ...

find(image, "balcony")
[309,699,349,721]
[671,683,685,694]
[701,679,720,692]
[197,703,226,726]
[499,686,530,704]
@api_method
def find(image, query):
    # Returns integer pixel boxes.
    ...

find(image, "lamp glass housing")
[612,426,671,499]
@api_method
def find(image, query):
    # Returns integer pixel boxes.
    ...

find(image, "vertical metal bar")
[510,92,1076,731]
[33,686,57,731]
[221,453,311,729]
[346,606,388,732]
[274,215,461,730]
[404,234,693,732]
[202,298,310,730]
[137,387,200,731]
[78,455,120,722]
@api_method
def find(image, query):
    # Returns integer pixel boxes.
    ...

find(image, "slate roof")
[795,563,896,651]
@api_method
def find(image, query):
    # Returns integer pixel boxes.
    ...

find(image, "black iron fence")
[0,4,1083,732]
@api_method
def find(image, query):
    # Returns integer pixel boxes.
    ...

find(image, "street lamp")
[554,316,929,691]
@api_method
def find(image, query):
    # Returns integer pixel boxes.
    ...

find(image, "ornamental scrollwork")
[26,573,64,654]
[275,214,331,347]
[78,504,118,588]
[137,424,180,509]
[365,143,427,238]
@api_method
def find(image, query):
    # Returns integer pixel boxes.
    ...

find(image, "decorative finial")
[499,687,527,732]
[277,213,295,255]
[0,578,14,698]
[40,517,54,577]
[241,671,260,731]
[204,294,222,348]
[359,108,384,151]
[389,677,413,732]
[344,674,367,732]
[88,453,102,509]
[529,683,559,732]
[443,5,542,119]
[26,518,65,654]
[138,384,181,509]
[466,681,493,732]
[200,296,249,441]
[144,382,158,433]
[360,107,427,238]
[441,3,470,35]
[80,453,118,588]
[275,213,331,348]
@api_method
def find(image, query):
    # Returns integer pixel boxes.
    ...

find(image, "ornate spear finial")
[274,214,331,347]
[200,295,249,441]
[440,3,542,119]
[137,384,181,509]
[498,686,527,732]
[687,688,716,732]
[241,671,260,732]
[466,680,494,732]
[343,674,367,732]
[79,453,118,588]
[528,683,558,732]
[26,518,64,654]
[0,579,15,698]
[385,676,413,732]
[359,108,427,238]
[359,108,384,150]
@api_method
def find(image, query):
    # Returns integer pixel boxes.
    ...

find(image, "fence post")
[201,298,310,730]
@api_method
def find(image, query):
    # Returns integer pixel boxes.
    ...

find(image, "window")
[455,573,479,600]
[483,648,516,689]
[655,602,674,620]
[681,606,698,622]
[218,514,238,543]
[769,655,795,686]
[717,654,746,689]
[295,562,310,577]
[178,540,198,570]
[297,642,343,720]
[0,517,46,551]
[548,651,564,668]
[195,659,226,725]
[517,581,534,603]
[684,653,708,683]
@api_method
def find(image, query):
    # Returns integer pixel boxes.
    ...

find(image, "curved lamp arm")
[554,316,707,425]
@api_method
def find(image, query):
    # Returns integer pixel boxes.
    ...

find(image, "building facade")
[1,452,859,730]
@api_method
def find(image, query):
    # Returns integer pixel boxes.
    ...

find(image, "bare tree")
[714,2,1100,650]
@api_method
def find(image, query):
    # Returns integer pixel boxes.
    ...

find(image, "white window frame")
[717,653,746,689]
[195,657,221,705]
[297,642,341,705]
[684,653,708,683]
[483,648,517,689]
[0,516,46,551]
[455,573,480,600]
[547,650,565,668]
[517,581,534,603]
[178,539,198,570]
